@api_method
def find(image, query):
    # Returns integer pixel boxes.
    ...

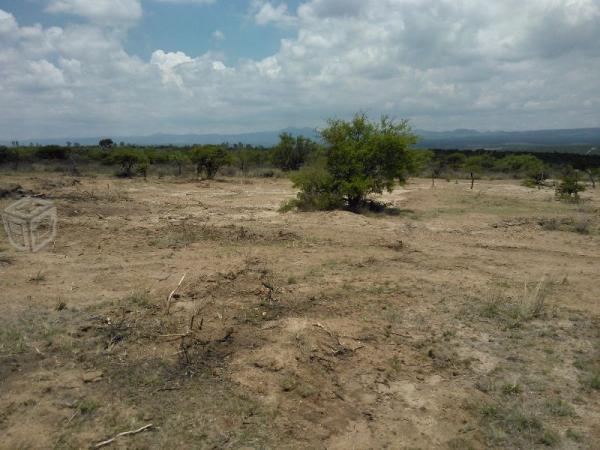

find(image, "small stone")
[83,370,103,383]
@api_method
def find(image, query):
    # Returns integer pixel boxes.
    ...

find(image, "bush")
[168,151,189,176]
[190,146,232,179]
[286,114,417,211]
[107,148,149,177]
[0,146,18,167]
[272,133,318,171]
[556,174,585,201]
[36,145,69,160]
[282,161,344,211]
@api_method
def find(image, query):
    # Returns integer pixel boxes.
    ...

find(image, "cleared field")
[0,174,599,449]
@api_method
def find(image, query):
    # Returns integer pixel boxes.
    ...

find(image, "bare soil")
[0,173,599,449]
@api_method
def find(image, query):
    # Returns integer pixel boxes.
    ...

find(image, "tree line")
[1,115,598,208]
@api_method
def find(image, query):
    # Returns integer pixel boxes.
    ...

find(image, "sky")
[0,0,599,140]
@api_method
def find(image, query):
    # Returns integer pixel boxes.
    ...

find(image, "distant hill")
[1,127,320,147]
[415,128,600,149]
[3,127,600,150]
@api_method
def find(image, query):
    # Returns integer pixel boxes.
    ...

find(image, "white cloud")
[1,1,600,140]
[212,29,225,40]
[0,9,18,34]
[153,0,216,3]
[46,0,143,25]
[151,49,193,88]
[252,1,296,26]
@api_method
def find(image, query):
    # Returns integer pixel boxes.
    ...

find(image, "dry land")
[0,173,599,449]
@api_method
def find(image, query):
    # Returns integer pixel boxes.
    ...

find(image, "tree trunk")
[588,171,596,189]
[347,196,362,211]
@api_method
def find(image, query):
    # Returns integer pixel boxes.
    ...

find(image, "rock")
[83,370,103,383]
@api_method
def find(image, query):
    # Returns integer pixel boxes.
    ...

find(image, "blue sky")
[0,0,599,140]
[1,0,299,62]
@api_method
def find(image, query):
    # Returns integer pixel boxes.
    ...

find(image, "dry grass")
[0,174,598,448]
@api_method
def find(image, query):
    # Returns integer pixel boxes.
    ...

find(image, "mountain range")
[3,127,600,149]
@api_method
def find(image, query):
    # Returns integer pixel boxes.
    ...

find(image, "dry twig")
[166,273,186,314]
[94,424,154,448]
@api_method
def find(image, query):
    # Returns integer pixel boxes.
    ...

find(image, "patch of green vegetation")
[296,383,318,398]
[539,217,595,234]
[476,280,550,328]
[280,374,298,392]
[481,404,560,448]
[544,398,575,417]
[588,373,600,390]
[28,270,46,283]
[573,356,600,391]
[121,290,152,308]
[78,399,99,415]
[0,328,27,355]
[501,382,523,396]
[565,428,584,443]
[389,355,402,373]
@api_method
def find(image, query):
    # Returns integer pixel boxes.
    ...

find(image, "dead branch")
[166,273,186,314]
[93,424,154,448]
[94,423,154,448]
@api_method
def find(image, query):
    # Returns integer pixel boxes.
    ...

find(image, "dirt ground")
[0,173,599,449]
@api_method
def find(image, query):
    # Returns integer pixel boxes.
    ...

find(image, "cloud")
[0,9,18,34]
[46,0,142,25]
[212,29,225,40]
[151,49,193,88]
[251,1,296,26]
[153,0,216,3]
[1,1,600,140]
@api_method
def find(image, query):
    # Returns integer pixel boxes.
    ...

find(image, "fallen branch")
[166,273,186,314]
[94,424,154,448]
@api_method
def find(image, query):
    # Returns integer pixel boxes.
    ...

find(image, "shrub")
[286,113,417,211]
[463,156,484,189]
[107,148,149,177]
[99,138,114,149]
[282,161,344,211]
[0,146,20,168]
[522,158,548,189]
[190,145,232,179]
[36,145,69,160]
[556,174,585,201]
[272,133,318,171]
[169,151,189,176]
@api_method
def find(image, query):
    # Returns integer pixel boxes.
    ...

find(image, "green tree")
[585,167,599,189]
[556,171,585,201]
[272,133,317,171]
[495,154,541,175]
[446,152,466,181]
[169,151,189,176]
[522,159,548,189]
[190,146,232,179]
[36,145,69,160]
[107,148,148,177]
[288,114,418,211]
[463,156,484,189]
[138,158,150,180]
[427,153,446,187]
[0,146,18,169]
[99,138,114,149]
